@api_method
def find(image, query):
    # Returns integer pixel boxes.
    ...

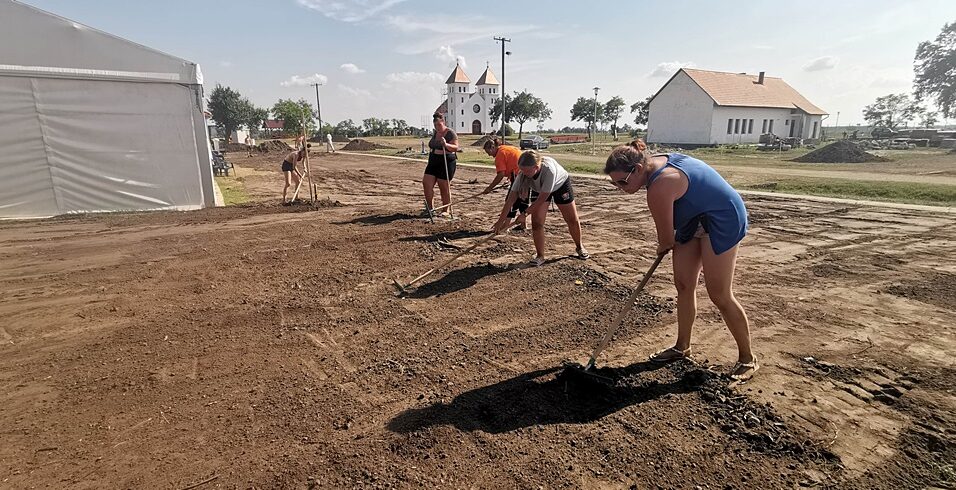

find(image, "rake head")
[391,277,410,296]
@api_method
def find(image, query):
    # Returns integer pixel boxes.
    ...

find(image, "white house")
[647,68,827,146]
[435,63,500,135]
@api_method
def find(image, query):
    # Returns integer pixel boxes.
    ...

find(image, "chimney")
[757,71,765,84]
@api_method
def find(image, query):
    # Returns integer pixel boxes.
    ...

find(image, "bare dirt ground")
[1,150,954,489]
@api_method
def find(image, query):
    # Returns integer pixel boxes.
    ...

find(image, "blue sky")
[20,0,956,128]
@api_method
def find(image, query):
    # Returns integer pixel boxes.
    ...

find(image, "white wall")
[711,107,791,144]
[647,71,714,145]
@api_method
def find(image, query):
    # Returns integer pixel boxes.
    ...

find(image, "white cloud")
[296,0,406,22]
[340,63,366,74]
[218,60,234,68]
[383,71,444,87]
[385,14,539,55]
[337,84,372,98]
[437,46,467,69]
[803,56,839,72]
[280,73,328,87]
[648,61,695,78]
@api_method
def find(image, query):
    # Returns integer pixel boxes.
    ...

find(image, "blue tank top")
[646,153,748,255]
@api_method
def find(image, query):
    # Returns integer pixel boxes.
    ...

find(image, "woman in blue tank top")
[604,140,757,380]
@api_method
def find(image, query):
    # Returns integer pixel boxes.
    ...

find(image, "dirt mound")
[256,140,293,152]
[791,140,888,163]
[472,135,495,147]
[223,142,249,152]
[342,139,394,151]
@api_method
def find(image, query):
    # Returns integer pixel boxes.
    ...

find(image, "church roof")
[445,63,470,84]
[434,100,447,115]
[476,66,499,86]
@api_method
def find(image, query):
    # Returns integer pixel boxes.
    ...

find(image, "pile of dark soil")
[223,142,248,152]
[792,140,888,163]
[343,139,394,151]
[472,135,495,147]
[256,140,293,152]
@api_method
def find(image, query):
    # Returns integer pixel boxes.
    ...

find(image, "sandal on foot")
[649,346,692,363]
[730,358,759,381]
[528,256,545,267]
[576,247,590,260]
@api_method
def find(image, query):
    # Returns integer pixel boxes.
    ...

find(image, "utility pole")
[494,36,511,142]
[592,86,600,154]
[835,111,840,128]
[311,82,324,136]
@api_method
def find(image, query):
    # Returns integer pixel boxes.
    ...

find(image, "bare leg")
[557,201,583,249]
[282,171,292,203]
[672,238,703,352]
[436,179,451,209]
[531,204,548,258]
[422,174,437,210]
[700,237,753,364]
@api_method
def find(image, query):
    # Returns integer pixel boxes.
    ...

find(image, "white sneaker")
[529,256,545,267]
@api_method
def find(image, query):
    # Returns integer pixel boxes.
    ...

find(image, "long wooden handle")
[405,233,497,288]
[587,252,667,366]
[431,191,483,213]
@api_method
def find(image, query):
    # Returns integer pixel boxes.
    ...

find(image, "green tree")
[208,84,254,143]
[243,106,268,138]
[489,94,513,127]
[272,99,316,136]
[863,93,920,130]
[914,21,956,118]
[919,109,939,128]
[334,119,359,137]
[505,91,551,140]
[570,96,604,139]
[630,96,651,128]
[603,96,626,139]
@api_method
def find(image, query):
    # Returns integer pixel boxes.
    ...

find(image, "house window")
[748,119,754,134]
[734,119,740,134]
[762,119,768,133]
[785,120,789,126]
[812,121,818,138]
[727,119,733,134]
[769,120,774,133]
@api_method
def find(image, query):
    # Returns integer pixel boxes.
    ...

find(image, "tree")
[914,21,956,118]
[243,106,268,138]
[489,94,513,127]
[630,96,651,128]
[334,119,359,137]
[272,99,316,136]
[603,96,626,140]
[862,94,920,130]
[208,85,254,143]
[570,97,604,139]
[919,109,939,128]
[505,91,551,140]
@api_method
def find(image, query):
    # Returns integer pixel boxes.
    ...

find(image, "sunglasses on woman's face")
[612,168,635,187]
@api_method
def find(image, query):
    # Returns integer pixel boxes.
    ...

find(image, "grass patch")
[215,175,250,206]
[739,178,956,206]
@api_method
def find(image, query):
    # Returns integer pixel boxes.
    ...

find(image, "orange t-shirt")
[494,145,522,178]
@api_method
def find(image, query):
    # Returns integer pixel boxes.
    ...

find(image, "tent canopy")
[0,0,214,219]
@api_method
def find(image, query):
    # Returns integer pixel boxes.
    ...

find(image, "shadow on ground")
[405,263,511,298]
[335,212,419,225]
[398,229,489,242]
[387,361,702,434]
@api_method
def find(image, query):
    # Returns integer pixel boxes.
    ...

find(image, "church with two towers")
[435,63,500,135]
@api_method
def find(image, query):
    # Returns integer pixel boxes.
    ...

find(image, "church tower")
[445,63,470,133]
[475,64,500,135]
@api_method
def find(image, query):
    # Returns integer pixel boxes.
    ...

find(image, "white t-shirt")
[510,156,569,196]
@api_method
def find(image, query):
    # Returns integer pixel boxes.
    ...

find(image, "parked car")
[519,134,550,150]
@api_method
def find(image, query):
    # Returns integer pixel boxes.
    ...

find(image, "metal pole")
[311,82,323,136]
[592,86,600,155]
[494,36,511,142]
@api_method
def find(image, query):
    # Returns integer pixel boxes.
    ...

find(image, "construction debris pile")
[855,140,918,151]
[792,140,889,163]
[342,139,394,151]
[472,135,495,147]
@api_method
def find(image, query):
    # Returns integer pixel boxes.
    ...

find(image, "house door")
[472,120,482,135]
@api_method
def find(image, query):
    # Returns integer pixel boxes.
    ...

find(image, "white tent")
[0,0,216,218]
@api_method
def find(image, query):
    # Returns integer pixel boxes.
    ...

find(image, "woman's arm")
[442,133,460,153]
[491,190,520,232]
[483,172,506,194]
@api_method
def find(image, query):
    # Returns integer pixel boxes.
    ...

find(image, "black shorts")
[540,178,574,205]
[281,160,295,172]
[507,196,530,218]
[424,152,457,181]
